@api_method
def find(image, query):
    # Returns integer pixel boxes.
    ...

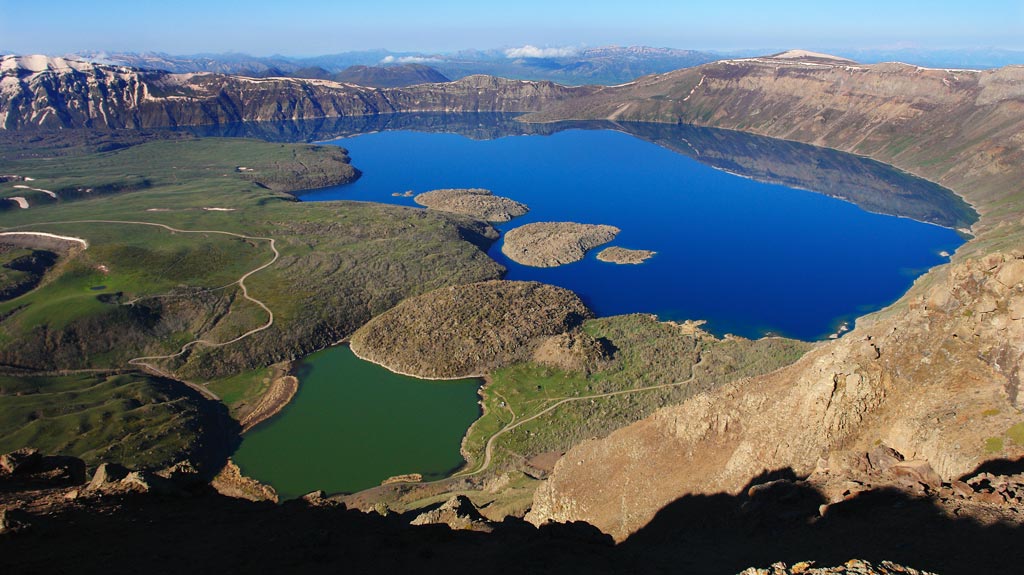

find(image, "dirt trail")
[1,219,280,400]
[453,354,708,479]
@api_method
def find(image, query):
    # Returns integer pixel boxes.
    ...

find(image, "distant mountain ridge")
[69,46,725,85]
[334,64,450,88]
[0,54,593,130]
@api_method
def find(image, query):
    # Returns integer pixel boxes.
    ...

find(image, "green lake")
[233,345,481,499]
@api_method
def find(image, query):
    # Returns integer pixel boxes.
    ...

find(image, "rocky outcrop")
[414,188,529,222]
[85,462,129,491]
[0,447,41,474]
[410,495,493,532]
[531,330,614,375]
[349,280,592,379]
[528,252,1024,541]
[211,459,278,503]
[0,448,85,487]
[596,246,656,264]
[501,222,620,267]
[0,55,595,130]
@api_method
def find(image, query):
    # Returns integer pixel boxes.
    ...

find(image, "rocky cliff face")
[0,55,595,130]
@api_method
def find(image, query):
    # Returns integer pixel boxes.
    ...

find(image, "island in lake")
[596,246,657,264]
[501,222,620,267]
[414,188,529,222]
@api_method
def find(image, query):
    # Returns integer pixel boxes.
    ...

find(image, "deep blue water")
[301,127,964,340]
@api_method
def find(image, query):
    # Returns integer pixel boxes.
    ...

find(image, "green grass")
[1006,422,1024,446]
[985,436,1005,454]
[460,315,813,472]
[0,136,502,382]
[0,372,236,471]
[206,367,275,419]
[0,133,505,474]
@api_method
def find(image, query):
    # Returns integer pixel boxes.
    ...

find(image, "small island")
[596,246,657,264]
[414,188,529,222]
[501,222,619,268]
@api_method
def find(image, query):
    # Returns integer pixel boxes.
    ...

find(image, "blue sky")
[1,0,1021,55]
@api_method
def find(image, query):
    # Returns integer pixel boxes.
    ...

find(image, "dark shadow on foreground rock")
[621,464,1023,575]
[2,460,1021,575]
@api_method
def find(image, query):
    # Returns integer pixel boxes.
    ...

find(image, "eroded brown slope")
[529,253,1024,539]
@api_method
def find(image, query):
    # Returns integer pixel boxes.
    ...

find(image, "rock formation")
[410,495,494,532]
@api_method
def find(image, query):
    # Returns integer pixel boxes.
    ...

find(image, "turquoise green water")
[233,345,481,499]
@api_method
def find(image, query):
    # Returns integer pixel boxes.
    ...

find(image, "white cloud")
[504,45,578,59]
[380,55,442,64]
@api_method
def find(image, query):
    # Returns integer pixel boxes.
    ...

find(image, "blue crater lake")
[223,115,972,498]
[301,119,968,340]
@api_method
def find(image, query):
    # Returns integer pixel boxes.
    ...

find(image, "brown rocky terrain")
[528,251,1024,540]
[596,246,656,264]
[349,280,592,378]
[414,188,529,222]
[501,222,620,267]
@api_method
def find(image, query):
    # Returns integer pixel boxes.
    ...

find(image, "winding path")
[452,353,707,479]
[1,219,280,400]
